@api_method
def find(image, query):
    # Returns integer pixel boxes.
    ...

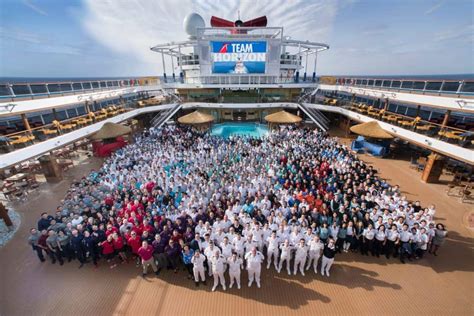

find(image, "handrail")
[0,77,159,101]
[342,101,471,134]
[321,77,474,97]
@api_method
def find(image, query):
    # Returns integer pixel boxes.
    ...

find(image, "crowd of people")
[28,125,448,291]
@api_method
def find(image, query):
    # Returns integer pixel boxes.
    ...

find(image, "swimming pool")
[211,122,269,138]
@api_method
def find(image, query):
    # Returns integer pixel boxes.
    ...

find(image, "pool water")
[211,122,269,138]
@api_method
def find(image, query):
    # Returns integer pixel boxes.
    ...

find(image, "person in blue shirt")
[182,245,195,280]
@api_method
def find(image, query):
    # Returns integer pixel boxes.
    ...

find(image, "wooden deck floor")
[0,136,473,316]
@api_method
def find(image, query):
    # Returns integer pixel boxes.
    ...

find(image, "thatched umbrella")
[264,110,302,124]
[90,122,132,140]
[178,111,215,125]
[350,121,393,139]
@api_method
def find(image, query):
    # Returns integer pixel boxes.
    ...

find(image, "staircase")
[298,87,319,103]
[151,104,182,128]
[297,103,329,131]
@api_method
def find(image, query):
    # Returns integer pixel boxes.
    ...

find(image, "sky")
[0,0,473,77]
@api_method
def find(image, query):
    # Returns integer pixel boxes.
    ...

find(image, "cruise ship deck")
[0,127,472,316]
[1,2,473,316]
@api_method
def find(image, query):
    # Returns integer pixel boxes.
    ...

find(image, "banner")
[211,41,267,74]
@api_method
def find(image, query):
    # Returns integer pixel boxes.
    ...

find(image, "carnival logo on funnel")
[211,41,267,74]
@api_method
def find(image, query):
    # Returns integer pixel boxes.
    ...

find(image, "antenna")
[238,10,240,21]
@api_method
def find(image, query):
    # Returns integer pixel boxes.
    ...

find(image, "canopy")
[264,110,302,124]
[90,122,132,140]
[178,110,214,124]
[350,121,394,139]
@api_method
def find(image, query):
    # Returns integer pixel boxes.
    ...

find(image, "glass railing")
[164,75,318,85]
[0,95,173,154]
[316,97,474,149]
[0,77,159,102]
[322,77,474,96]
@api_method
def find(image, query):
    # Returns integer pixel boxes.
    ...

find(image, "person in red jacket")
[101,235,116,268]
[112,232,127,263]
[105,224,119,237]
[127,231,141,266]
[138,241,159,278]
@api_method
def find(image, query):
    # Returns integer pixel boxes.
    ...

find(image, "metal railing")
[325,77,474,97]
[0,96,171,153]
[317,97,474,148]
[164,75,318,85]
[0,78,159,102]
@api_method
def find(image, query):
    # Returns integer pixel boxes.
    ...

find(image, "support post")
[178,45,183,82]
[52,108,58,120]
[441,110,451,128]
[161,51,167,83]
[39,154,63,182]
[21,113,32,136]
[0,202,13,230]
[421,153,445,183]
[312,52,318,82]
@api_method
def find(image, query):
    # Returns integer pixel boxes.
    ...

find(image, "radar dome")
[183,13,205,38]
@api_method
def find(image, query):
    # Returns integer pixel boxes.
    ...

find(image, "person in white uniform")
[191,249,206,287]
[245,247,264,288]
[293,238,308,276]
[321,238,336,277]
[204,241,220,276]
[278,239,293,275]
[210,250,226,291]
[266,231,280,270]
[306,235,324,273]
[227,252,243,289]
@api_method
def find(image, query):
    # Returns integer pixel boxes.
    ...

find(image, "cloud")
[22,0,48,16]
[425,1,443,15]
[0,27,83,55]
[0,27,45,44]
[434,24,474,42]
[80,0,341,73]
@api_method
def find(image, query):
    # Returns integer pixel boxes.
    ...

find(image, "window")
[42,113,54,124]
[368,80,374,86]
[374,80,382,86]
[419,109,431,120]
[361,79,367,85]
[356,79,361,85]
[12,85,30,95]
[77,106,86,115]
[100,81,107,88]
[388,103,397,112]
[406,107,418,117]
[30,84,48,94]
[401,81,413,89]
[396,105,407,115]
[107,81,114,87]
[91,82,99,89]
[425,81,442,91]
[60,84,72,91]
[72,83,83,90]
[26,115,43,124]
[461,81,474,93]
[82,82,92,90]
[441,81,460,92]
[382,80,391,87]
[56,110,68,120]
[47,84,61,93]
[391,81,401,88]
[0,85,11,96]
[412,81,425,90]
[67,108,77,118]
